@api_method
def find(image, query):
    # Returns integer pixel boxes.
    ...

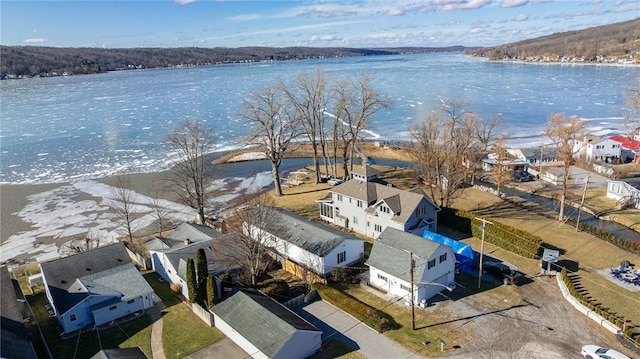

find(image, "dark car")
[484,261,522,285]
[517,171,532,182]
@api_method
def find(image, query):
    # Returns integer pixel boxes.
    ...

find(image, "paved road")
[295,300,424,359]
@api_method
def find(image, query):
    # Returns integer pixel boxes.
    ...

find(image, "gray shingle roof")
[1,266,37,359]
[90,347,148,359]
[166,222,220,242]
[212,289,319,358]
[365,228,441,283]
[351,165,380,178]
[39,242,151,314]
[266,208,361,257]
[332,180,438,224]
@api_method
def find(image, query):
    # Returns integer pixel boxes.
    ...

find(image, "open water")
[2,52,639,184]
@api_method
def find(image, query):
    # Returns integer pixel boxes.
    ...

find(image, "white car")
[581,345,630,359]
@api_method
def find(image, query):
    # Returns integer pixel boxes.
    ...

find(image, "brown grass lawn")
[451,187,640,325]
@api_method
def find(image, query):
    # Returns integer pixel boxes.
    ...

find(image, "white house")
[318,165,440,239]
[144,223,239,301]
[606,180,640,209]
[365,228,456,307]
[245,207,364,276]
[212,289,322,359]
[572,135,621,163]
[39,243,155,335]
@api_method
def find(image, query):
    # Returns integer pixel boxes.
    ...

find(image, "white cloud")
[387,8,406,16]
[469,27,485,34]
[228,13,263,21]
[174,0,196,4]
[22,38,47,43]
[439,0,493,11]
[501,0,530,8]
[515,13,529,21]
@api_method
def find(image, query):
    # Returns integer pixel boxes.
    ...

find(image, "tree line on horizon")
[0,45,466,79]
[466,18,640,62]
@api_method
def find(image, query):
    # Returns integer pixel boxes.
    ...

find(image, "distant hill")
[466,18,640,64]
[0,45,467,79]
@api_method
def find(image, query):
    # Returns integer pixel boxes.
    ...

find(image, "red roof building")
[610,135,640,163]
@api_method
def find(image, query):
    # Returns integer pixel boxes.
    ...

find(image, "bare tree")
[58,232,101,257]
[149,180,173,235]
[332,74,391,178]
[622,80,640,138]
[109,172,138,242]
[474,113,503,152]
[282,70,330,183]
[408,100,476,207]
[221,196,289,286]
[492,136,511,196]
[544,113,586,221]
[166,121,214,224]
[241,86,300,197]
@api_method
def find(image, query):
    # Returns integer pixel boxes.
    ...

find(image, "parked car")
[484,261,522,285]
[581,345,630,359]
[516,171,532,182]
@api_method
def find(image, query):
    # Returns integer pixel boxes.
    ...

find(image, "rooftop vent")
[85,268,92,271]
[184,238,191,245]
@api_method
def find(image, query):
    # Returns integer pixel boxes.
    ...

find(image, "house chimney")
[184,238,191,245]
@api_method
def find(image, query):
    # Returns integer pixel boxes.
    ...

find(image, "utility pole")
[475,217,493,289]
[576,175,589,232]
[409,251,415,331]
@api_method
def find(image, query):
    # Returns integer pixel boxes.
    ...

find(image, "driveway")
[295,300,424,359]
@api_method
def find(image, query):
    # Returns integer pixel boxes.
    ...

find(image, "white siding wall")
[332,193,368,234]
[150,251,189,299]
[275,331,322,359]
[213,314,268,359]
[321,239,364,275]
[368,246,455,304]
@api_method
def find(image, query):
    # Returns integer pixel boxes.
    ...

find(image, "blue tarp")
[422,230,474,273]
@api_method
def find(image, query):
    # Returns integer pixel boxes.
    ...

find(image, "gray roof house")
[1,266,37,359]
[145,223,240,301]
[212,289,321,359]
[39,242,155,335]
[318,165,440,239]
[365,228,455,307]
[245,207,364,277]
[91,347,149,359]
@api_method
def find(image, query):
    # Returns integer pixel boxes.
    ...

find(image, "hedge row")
[439,207,543,259]
[312,283,396,333]
[564,217,640,254]
[561,267,640,346]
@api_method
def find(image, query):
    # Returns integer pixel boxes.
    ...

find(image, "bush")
[259,279,289,299]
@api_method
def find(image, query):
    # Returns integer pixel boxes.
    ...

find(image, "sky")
[1,0,638,49]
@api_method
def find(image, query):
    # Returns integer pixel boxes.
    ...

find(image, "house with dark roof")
[145,233,241,301]
[318,165,440,239]
[1,266,37,359]
[365,228,455,307]
[211,289,321,359]
[245,207,364,276]
[39,242,155,335]
[90,347,149,359]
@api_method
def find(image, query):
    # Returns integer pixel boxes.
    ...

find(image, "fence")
[125,247,151,270]
[284,259,327,285]
[191,302,214,327]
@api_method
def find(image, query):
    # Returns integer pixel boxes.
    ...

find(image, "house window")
[70,314,76,322]
[380,206,389,214]
[349,198,352,204]
[127,299,135,304]
[377,274,388,282]
[400,284,410,291]
[108,305,117,311]
[357,200,363,208]
[374,224,383,232]
[337,194,343,202]
[353,216,358,225]
[427,259,436,269]
[417,206,425,216]
[439,253,447,263]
